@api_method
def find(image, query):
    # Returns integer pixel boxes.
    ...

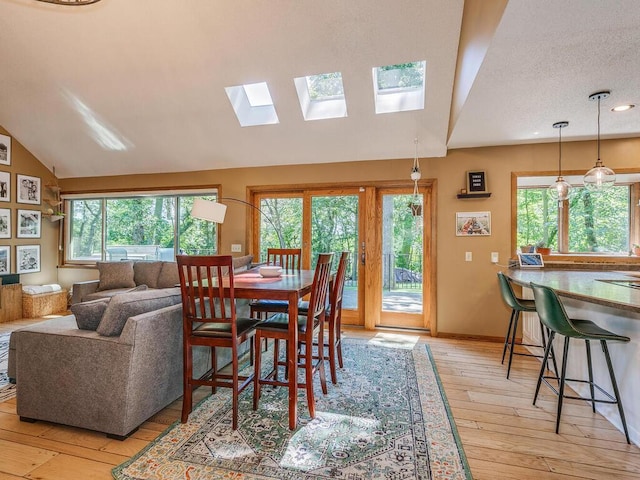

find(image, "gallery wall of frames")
[0,132,46,276]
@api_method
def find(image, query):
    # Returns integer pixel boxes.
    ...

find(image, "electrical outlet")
[491,252,499,263]
[231,244,242,253]
[465,251,472,262]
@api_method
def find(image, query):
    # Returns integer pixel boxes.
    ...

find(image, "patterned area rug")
[113,336,471,480]
[0,333,17,403]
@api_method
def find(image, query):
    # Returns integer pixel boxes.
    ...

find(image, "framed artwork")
[0,171,9,202]
[17,174,41,204]
[466,170,488,194]
[17,209,41,238]
[0,208,10,239]
[0,134,10,166]
[16,244,40,274]
[456,211,491,236]
[0,246,9,274]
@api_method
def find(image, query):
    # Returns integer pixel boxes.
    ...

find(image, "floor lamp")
[191,198,285,249]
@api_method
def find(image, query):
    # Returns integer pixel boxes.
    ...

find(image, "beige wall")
[57,136,640,338]
[0,126,59,287]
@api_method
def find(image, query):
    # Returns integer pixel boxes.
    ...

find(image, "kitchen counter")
[505,269,640,313]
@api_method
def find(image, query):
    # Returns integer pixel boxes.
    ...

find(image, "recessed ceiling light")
[533,131,540,135]
[611,104,635,112]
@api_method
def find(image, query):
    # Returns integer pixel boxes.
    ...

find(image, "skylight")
[372,61,426,114]
[294,72,347,121]
[225,82,279,127]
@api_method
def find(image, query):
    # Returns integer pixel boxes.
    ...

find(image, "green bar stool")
[497,272,557,379]
[530,282,631,444]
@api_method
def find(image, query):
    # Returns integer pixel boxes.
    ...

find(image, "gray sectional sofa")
[8,254,254,438]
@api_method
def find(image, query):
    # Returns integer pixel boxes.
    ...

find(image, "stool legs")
[533,335,630,445]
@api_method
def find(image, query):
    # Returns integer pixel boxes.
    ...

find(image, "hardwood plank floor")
[1,321,638,479]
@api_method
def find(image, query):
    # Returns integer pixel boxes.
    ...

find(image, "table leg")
[288,291,298,430]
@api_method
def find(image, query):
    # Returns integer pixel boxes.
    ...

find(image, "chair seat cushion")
[255,312,309,334]
[568,319,631,342]
[193,317,260,338]
[249,299,289,312]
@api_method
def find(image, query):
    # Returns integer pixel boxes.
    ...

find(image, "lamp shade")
[191,199,227,223]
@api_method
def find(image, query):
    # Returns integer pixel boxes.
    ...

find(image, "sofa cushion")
[133,261,163,289]
[233,254,253,273]
[156,261,180,288]
[96,261,136,291]
[71,297,111,330]
[96,287,181,337]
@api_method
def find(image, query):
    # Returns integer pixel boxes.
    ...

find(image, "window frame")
[512,170,640,262]
[62,187,220,265]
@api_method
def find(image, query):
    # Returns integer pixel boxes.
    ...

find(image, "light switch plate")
[491,252,499,263]
[465,252,472,262]
[231,244,242,252]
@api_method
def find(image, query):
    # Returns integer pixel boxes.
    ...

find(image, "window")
[225,82,279,127]
[372,61,426,114]
[517,175,635,254]
[65,191,218,263]
[294,72,347,121]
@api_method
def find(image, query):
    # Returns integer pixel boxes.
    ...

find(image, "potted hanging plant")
[535,241,551,256]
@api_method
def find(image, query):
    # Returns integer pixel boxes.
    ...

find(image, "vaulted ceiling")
[1,0,639,179]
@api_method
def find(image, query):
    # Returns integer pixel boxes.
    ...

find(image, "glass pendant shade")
[583,91,615,190]
[548,121,571,201]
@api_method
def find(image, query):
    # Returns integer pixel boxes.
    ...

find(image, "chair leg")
[305,340,316,418]
[231,350,239,430]
[328,319,337,384]
[533,331,555,405]
[273,339,280,381]
[336,315,344,369]
[181,344,193,423]
[253,332,263,410]
[501,310,516,364]
[211,346,217,394]
[601,340,630,444]
[555,337,570,434]
[585,339,596,413]
[318,320,328,395]
[506,311,520,379]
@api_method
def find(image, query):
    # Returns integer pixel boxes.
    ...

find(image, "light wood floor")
[0,321,639,479]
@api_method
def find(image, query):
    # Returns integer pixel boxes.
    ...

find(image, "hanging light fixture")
[584,90,616,190]
[409,138,422,217]
[35,0,101,5]
[548,121,571,201]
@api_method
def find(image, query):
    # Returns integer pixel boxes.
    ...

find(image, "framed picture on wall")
[17,209,41,238]
[16,244,40,274]
[0,246,10,274]
[466,170,488,194]
[0,208,10,239]
[456,211,491,236]
[0,134,10,166]
[0,171,9,202]
[17,174,41,205]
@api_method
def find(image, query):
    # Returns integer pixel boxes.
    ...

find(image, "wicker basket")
[22,290,69,318]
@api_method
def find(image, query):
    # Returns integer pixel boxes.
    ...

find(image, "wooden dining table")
[224,268,317,430]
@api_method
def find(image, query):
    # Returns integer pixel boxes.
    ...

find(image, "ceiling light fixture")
[548,121,571,202]
[584,90,616,190]
[611,104,635,112]
[35,0,101,4]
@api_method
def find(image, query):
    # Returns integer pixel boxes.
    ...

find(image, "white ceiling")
[0,0,639,179]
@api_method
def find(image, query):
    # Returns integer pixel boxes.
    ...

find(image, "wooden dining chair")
[177,255,260,430]
[299,251,349,384]
[252,252,333,419]
[249,248,302,319]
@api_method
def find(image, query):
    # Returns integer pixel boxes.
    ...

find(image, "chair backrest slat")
[330,251,349,314]
[306,253,334,322]
[177,255,236,331]
[267,248,301,271]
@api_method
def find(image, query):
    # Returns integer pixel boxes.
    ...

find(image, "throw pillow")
[133,261,163,289]
[96,288,181,337]
[233,254,253,273]
[156,261,180,288]
[72,297,111,330]
[96,261,136,291]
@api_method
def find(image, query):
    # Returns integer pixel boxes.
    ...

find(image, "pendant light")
[548,121,571,201]
[584,90,616,190]
[409,138,422,217]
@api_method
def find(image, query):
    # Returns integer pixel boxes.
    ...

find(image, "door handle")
[361,241,365,265]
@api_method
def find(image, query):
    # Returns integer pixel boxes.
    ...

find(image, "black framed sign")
[466,170,487,194]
